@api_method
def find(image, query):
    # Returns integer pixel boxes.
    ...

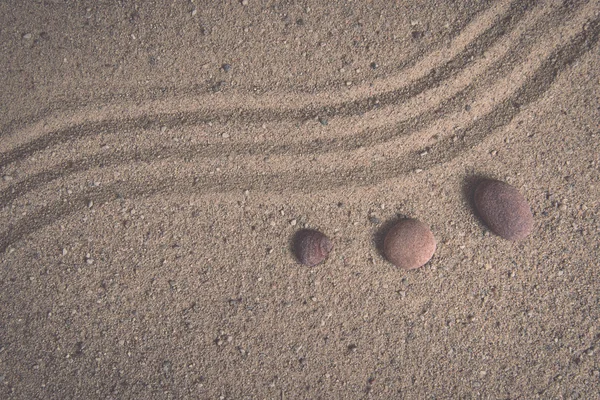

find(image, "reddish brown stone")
[474,179,533,241]
[294,229,333,267]
[383,218,436,270]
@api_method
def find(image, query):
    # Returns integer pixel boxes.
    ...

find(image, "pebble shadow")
[289,229,317,265]
[462,174,492,228]
[372,215,407,263]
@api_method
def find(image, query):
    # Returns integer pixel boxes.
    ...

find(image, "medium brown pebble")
[383,218,436,270]
[293,229,333,267]
[474,179,533,240]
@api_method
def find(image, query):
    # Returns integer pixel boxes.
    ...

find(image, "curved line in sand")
[2,15,598,253]
[0,0,595,209]
[0,0,514,142]
[1,0,537,159]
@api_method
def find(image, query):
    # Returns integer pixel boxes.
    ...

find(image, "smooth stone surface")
[383,218,436,270]
[294,229,333,267]
[474,179,533,241]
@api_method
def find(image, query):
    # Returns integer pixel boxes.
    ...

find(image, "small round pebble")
[383,218,436,270]
[294,229,333,267]
[474,179,533,241]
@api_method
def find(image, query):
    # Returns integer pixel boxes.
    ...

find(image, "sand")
[1,0,599,398]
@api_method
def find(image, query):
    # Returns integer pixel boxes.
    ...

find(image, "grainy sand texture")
[1,0,600,398]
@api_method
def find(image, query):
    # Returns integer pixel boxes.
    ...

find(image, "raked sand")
[1,1,600,398]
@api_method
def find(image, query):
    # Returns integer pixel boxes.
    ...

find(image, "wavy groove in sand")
[1,0,514,143]
[2,0,600,252]
[0,1,594,203]
[0,0,582,200]
[1,0,537,161]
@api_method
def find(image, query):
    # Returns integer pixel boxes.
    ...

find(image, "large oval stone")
[474,179,533,241]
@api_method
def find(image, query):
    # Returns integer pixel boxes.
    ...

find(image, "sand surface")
[1,0,600,398]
